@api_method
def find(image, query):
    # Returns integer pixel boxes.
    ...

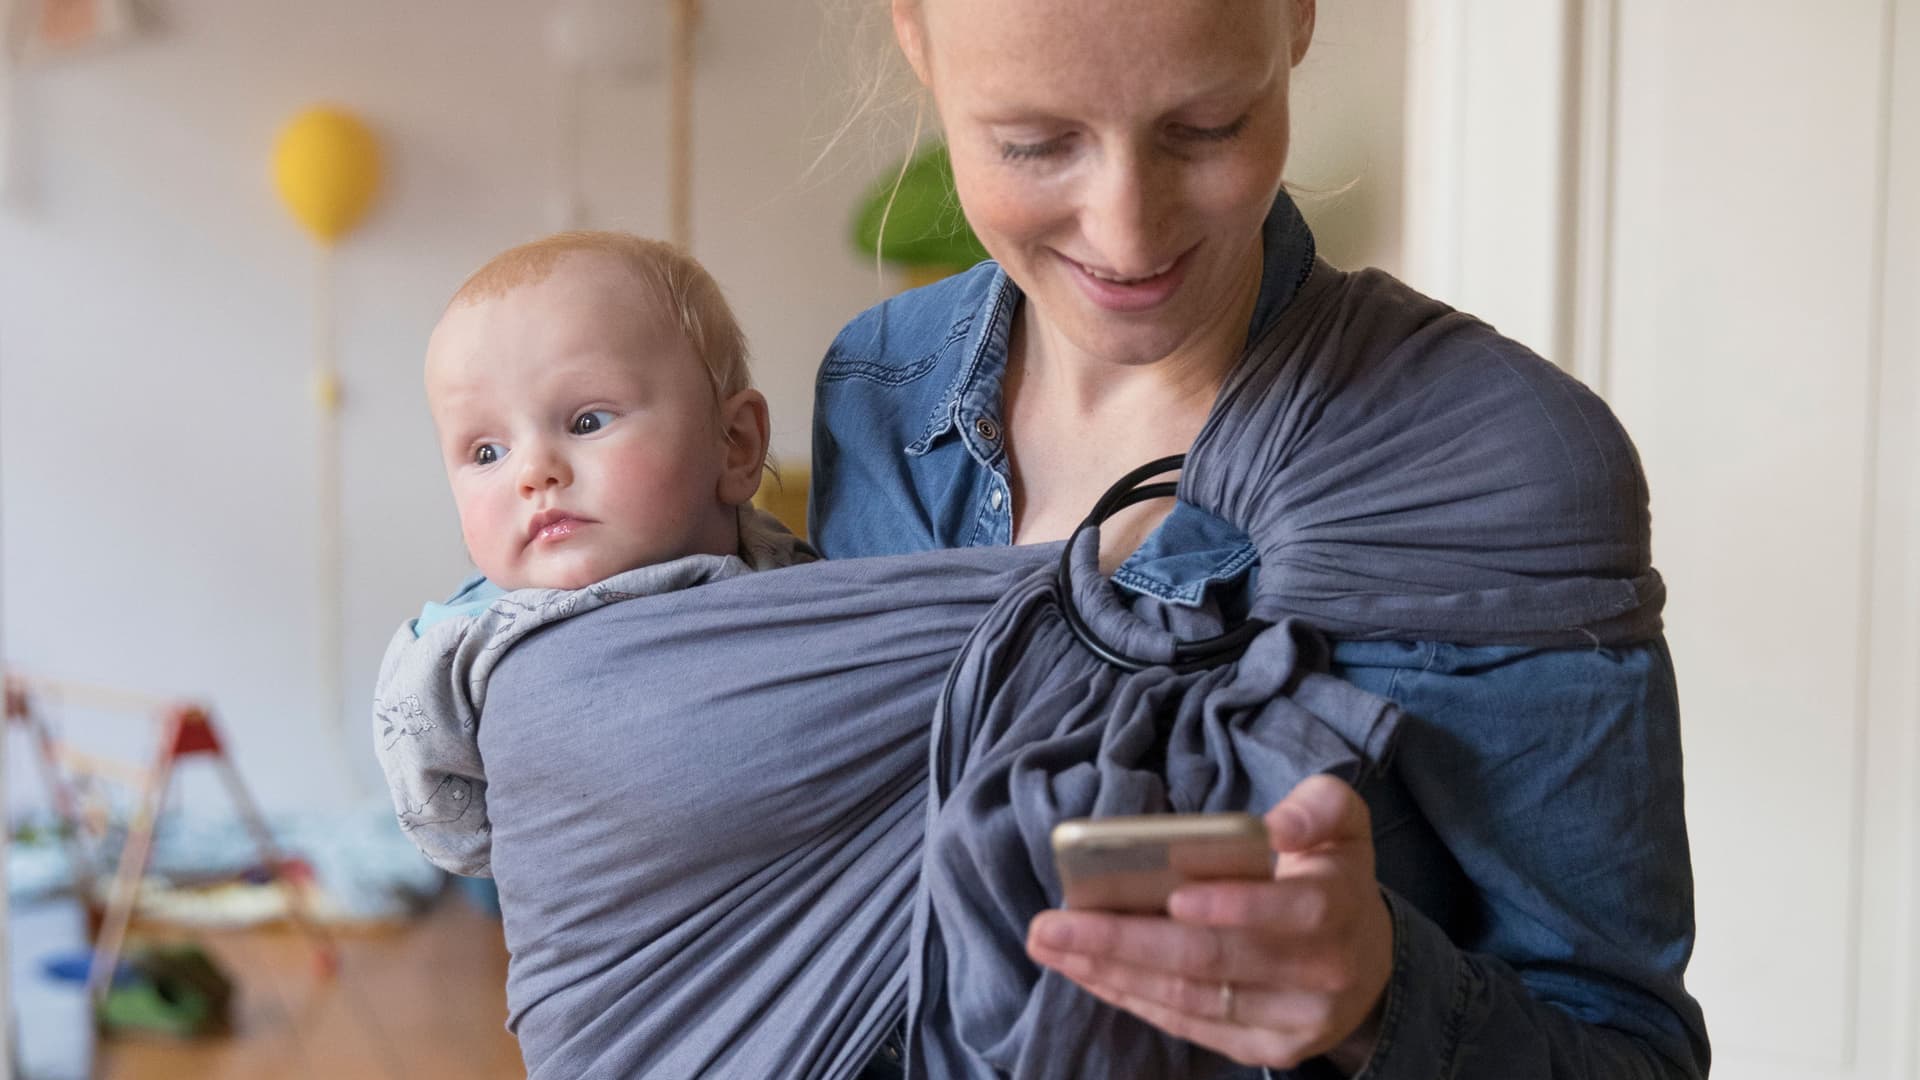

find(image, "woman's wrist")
[1321,885,1397,1076]
[1320,995,1385,1075]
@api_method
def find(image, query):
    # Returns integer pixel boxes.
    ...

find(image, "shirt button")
[990,488,1005,511]
[974,417,999,441]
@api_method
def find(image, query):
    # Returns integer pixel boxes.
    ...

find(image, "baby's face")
[425,254,741,591]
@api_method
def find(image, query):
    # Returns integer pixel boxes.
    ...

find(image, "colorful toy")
[3,673,339,1018]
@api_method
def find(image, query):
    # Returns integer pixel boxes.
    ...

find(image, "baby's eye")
[571,410,614,436]
[472,443,507,466]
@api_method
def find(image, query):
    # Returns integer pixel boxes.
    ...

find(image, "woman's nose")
[1080,147,1172,275]
[517,442,572,495]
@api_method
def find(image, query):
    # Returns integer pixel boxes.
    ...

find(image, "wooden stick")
[668,0,698,248]
[9,683,105,943]
[51,744,150,789]
[6,670,176,715]
[314,243,349,794]
[87,738,178,1005]
[215,751,338,975]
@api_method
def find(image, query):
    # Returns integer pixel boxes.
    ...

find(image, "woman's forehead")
[918,0,1286,108]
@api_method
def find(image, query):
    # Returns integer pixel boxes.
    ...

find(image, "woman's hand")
[1026,775,1393,1073]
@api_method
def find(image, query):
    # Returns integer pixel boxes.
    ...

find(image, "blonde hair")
[807,0,932,278]
[815,0,928,165]
[449,231,752,405]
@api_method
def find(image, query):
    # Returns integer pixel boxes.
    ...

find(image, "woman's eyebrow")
[972,73,1275,127]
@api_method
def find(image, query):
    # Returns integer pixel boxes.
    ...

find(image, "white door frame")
[1871,0,1920,1068]
[1402,0,1587,369]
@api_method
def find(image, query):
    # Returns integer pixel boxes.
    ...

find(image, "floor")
[96,894,524,1080]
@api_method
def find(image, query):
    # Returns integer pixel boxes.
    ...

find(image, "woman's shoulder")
[1336,266,1643,477]
[809,262,1011,557]
[813,260,1015,467]
[819,260,1004,391]
[1308,266,1654,569]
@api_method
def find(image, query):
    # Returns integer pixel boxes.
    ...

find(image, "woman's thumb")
[1265,773,1371,854]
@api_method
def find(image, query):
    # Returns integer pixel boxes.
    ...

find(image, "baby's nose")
[517,445,573,493]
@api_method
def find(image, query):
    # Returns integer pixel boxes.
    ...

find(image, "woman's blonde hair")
[814,0,927,167]
[448,231,753,406]
[810,0,936,275]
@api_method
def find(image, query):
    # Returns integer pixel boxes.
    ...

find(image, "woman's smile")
[1060,246,1192,314]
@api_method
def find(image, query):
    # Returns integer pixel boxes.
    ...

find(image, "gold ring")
[1219,981,1237,1025]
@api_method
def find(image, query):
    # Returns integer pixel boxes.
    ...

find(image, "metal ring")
[1057,454,1271,674]
[1219,981,1238,1025]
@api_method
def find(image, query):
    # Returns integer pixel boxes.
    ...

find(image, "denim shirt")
[812,194,1708,1078]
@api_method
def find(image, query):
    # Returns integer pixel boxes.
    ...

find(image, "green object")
[96,944,234,1038]
[851,142,991,269]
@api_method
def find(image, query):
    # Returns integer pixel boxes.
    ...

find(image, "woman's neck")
[1010,281,1257,423]
[1002,256,1264,554]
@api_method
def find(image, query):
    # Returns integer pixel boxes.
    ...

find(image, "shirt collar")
[913,190,1318,457]
[909,266,1021,456]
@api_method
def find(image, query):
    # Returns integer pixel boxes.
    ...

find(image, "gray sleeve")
[371,622,493,877]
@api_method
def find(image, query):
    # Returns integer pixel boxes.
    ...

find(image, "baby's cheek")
[456,497,514,578]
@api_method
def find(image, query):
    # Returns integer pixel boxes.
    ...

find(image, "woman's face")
[899,0,1314,369]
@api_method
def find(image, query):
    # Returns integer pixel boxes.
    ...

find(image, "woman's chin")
[1054,315,1208,370]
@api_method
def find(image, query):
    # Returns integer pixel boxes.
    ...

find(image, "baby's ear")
[716,388,770,506]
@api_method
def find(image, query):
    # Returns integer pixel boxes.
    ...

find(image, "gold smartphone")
[1050,813,1274,913]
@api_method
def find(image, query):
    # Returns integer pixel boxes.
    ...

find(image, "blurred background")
[0,0,1914,1078]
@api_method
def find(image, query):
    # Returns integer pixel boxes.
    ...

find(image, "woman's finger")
[1027,905,1361,986]
[1030,925,1366,1000]
[1165,871,1348,933]
[1265,773,1373,855]
[1062,974,1323,1070]
[1028,910,1277,985]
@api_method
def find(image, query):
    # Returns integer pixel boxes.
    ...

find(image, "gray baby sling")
[479,262,1663,1079]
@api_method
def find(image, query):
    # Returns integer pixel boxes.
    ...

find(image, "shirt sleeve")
[808,373,937,561]
[1319,639,1710,1079]
[371,621,494,878]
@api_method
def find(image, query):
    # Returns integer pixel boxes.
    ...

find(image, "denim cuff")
[1344,887,1468,1080]
[1109,499,1258,607]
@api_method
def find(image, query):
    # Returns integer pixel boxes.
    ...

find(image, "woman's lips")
[1062,248,1191,313]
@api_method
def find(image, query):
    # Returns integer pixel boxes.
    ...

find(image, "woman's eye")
[1177,115,1251,144]
[473,443,507,466]
[999,136,1067,162]
[571,410,614,436]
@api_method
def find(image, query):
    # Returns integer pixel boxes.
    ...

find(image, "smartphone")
[1050,812,1273,913]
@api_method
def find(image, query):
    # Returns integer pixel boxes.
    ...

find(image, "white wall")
[0,0,906,808]
[1292,0,1408,275]
[0,0,1407,812]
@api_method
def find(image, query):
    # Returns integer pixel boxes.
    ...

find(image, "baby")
[373,231,812,876]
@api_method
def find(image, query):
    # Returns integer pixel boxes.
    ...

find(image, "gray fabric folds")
[372,508,811,878]
[483,547,1052,1079]
[477,263,1662,1079]
[907,262,1661,1078]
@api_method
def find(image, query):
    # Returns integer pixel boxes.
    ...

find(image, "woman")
[812,1,1709,1075]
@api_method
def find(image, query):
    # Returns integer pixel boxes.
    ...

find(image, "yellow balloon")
[272,106,382,246]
